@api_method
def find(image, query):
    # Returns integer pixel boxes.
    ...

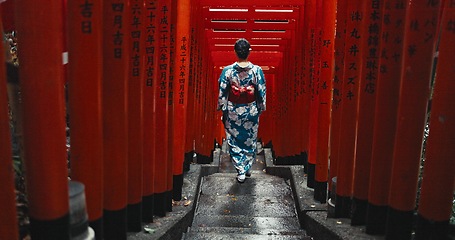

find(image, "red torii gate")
[1,0,454,240]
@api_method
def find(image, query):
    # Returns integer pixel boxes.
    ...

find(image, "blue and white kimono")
[217,62,266,175]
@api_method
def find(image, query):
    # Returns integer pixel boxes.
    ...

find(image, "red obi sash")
[229,84,256,104]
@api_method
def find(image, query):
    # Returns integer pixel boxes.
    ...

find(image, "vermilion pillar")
[153,0,171,217]
[102,1,130,239]
[304,0,317,187]
[67,0,104,238]
[184,24,197,170]
[127,0,145,232]
[0,0,14,31]
[282,44,292,162]
[172,0,190,200]
[292,28,302,163]
[166,0,176,212]
[315,0,336,204]
[416,3,455,239]
[0,16,19,240]
[142,0,158,223]
[15,1,70,238]
[335,0,365,218]
[386,0,441,238]
[299,0,314,169]
[293,5,305,165]
[351,0,384,226]
[272,65,284,160]
[328,0,347,200]
[366,0,407,234]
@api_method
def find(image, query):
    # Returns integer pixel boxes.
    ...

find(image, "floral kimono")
[217,62,266,176]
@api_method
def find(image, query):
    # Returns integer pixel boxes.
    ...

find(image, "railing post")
[416,3,455,238]
[102,1,130,239]
[142,0,158,223]
[0,15,19,240]
[386,0,441,238]
[67,0,104,238]
[15,1,70,238]
[366,0,408,234]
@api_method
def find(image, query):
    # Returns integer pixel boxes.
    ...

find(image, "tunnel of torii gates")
[0,0,454,239]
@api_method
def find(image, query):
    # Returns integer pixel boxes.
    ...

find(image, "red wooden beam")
[209,44,285,52]
[199,0,304,7]
[206,29,292,39]
[207,38,288,46]
[205,20,296,31]
[202,7,299,20]
[211,51,282,68]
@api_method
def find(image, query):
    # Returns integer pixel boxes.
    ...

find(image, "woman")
[217,38,266,183]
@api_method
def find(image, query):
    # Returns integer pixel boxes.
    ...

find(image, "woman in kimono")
[217,38,266,183]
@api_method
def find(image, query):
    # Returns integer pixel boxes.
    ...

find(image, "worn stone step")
[190,226,307,236]
[192,215,301,230]
[201,174,292,197]
[209,170,269,178]
[219,154,266,173]
[196,195,297,217]
[184,232,313,240]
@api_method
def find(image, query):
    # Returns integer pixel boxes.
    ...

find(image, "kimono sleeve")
[256,66,266,113]
[217,67,230,111]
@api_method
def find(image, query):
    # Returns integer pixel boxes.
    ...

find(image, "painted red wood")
[173,0,191,193]
[388,0,441,213]
[0,15,19,240]
[67,0,104,224]
[335,0,365,214]
[315,0,336,198]
[353,0,384,204]
[142,0,158,218]
[153,0,171,197]
[418,0,455,224]
[102,0,129,213]
[15,0,70,221]
[368,0,408,211]
[329,0,347,195]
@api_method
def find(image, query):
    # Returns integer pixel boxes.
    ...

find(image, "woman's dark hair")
[234,38,251,60]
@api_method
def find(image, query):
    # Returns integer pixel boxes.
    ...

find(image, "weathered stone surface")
[185,150,306,239]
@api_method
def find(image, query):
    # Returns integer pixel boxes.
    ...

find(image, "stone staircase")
[183,146,312,239]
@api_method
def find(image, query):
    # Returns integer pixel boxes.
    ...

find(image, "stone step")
[201,174,292,197]
[219,154,266,173]
[191,215,301,230]
[190,226,307,236]
[196,195,297,217]
[208,170,269,178]
[184,232,313,240]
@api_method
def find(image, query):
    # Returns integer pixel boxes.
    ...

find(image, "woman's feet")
[236,174,246,183]
[246,170,251,177]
